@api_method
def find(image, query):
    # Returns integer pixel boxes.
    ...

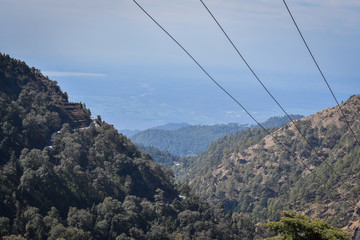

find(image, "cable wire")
[132,0,352,204]
[282,0,360,148]
[199,0,360,201]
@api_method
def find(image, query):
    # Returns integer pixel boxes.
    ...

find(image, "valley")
[0,53,358,239]
[136,96,360,238]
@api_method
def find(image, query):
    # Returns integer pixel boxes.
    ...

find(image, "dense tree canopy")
[263,211,350,240]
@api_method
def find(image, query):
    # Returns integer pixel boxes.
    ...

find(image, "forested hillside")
[135,116,304,182]
[180,95,360,237]
[131,115,303,157]
[135,144,181,169]
[0,53,256,239]
[0,54,91,164]
[131,123,248,156]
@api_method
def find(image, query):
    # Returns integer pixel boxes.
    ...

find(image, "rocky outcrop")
[61,102,91,128]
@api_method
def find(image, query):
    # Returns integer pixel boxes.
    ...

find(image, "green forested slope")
[181,95,360,235]
[135,144,181,169]
[131,115,303,157]
[0,53,255,240]
[130,123,249,156]
[0,53,91,164]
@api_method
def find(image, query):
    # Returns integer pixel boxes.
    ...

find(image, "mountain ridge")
[179,94,360,237]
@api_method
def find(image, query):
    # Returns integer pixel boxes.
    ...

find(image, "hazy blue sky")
[1,0,359,130]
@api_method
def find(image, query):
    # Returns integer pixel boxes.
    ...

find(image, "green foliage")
[263,211,350,240]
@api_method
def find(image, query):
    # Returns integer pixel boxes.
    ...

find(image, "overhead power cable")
[282,0,360,148]
[131,0,352,204]
[199,0,359,201]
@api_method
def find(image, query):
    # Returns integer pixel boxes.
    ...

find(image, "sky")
[0,0,359,131]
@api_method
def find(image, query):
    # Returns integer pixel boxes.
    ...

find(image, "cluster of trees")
[263,211,350,240]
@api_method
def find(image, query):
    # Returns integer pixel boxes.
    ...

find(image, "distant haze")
[1,0,359,130]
